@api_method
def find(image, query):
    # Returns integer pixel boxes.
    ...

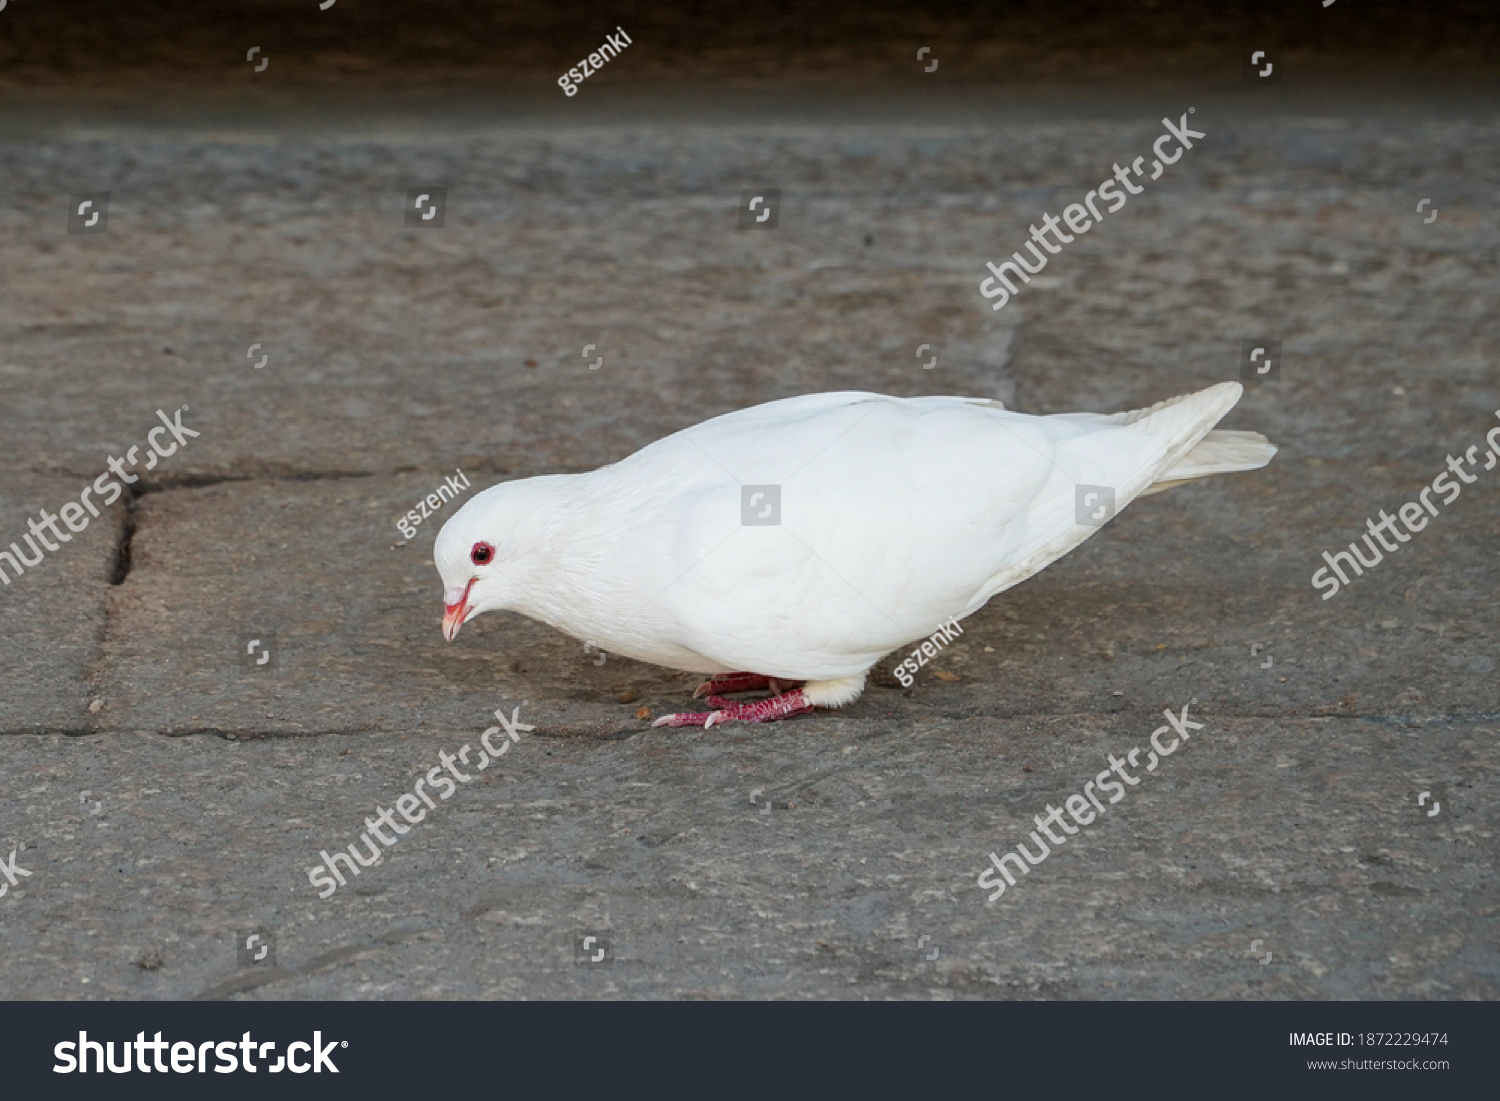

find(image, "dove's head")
[433,476,568,642]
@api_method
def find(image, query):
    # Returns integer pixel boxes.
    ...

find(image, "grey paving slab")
[0,475,118,733]
[0,713,1492,1000]
[2,110,1495,484]
[87,476,650,738]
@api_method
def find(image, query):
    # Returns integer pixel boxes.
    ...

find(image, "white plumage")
[435,382,1274,723]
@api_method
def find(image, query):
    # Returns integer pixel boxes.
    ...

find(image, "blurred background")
[1,0,1495,115]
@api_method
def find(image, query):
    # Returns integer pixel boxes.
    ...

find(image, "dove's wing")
[578,383,1246,680]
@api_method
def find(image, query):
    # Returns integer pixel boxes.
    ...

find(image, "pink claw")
[653,689,815,729]
[652,710,717,728]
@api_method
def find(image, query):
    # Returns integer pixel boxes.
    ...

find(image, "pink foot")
[693,672,802,699]
[652,688,815,729]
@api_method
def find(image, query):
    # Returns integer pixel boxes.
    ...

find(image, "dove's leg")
[652,689,815,729]
[695,672,806,705]
[651,673,865,729]
[694,672,782,698]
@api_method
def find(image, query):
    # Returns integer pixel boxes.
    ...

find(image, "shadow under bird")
[435,383,1275,726]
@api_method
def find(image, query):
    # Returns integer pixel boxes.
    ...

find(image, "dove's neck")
[499,471,623,639]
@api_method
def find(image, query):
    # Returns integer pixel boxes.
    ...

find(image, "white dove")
[435,382,1275,727]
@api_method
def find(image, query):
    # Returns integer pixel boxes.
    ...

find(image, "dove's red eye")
[471,542,494,566]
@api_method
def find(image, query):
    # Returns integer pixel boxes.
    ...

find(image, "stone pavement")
[0,82,1496,999]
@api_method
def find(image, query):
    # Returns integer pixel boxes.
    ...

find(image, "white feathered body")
[464,383,1274,688]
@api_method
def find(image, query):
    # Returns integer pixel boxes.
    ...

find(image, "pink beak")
[442,579,476,642]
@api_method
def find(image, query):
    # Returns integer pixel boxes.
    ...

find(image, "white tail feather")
[1138,428,1278,496]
